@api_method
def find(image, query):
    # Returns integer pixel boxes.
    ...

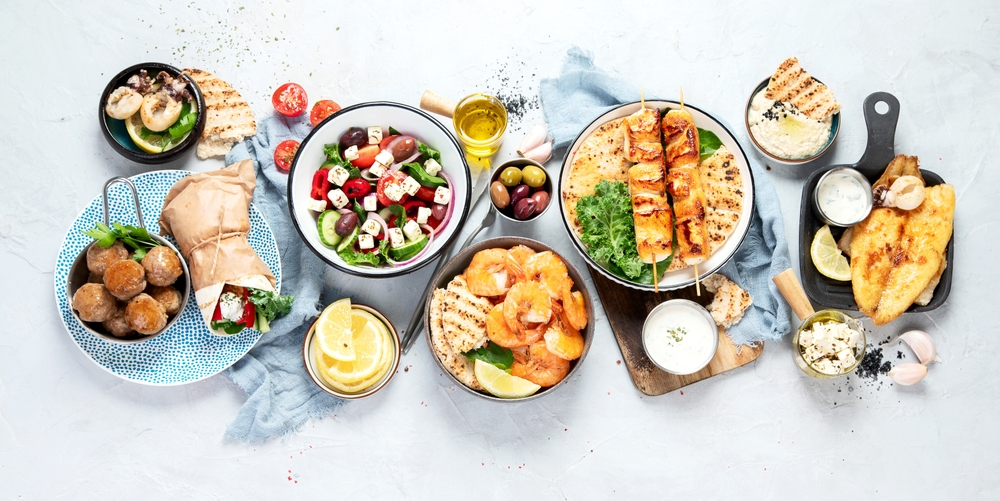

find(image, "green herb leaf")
[82,222,117,248]
[417,141,440,163]
[248,289,294,322]
[322,143,351,169]
[352,200,367,223]
[388,126,401,136]
[698,128,723,162]
[464,343,515,372]
[348,165,362,179]
[387,204,406,229]
[337,246,382,266]
[211,319,246,335]
[167,101,196,140]
[575,180,646,279]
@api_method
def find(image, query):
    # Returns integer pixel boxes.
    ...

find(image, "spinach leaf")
[464,343,515,372]
[417,141,440,163]
[388,126,401,136]
[387,204,406,229]
[167,101,196,140]
[352,200,367,224]
[698,128,723,161]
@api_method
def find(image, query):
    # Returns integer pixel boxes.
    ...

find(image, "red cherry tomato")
[273,139,300,172]
[415,185,436,203]
[272,83,308,117]
[350,144,380,168]
[379,135,398,150]
[342,178,372,199]
[309,100,341,126]
[376,171,410,206]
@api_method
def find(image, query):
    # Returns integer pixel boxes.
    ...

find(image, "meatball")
[104,259,147,301]
[101,303,135,338]
[146,285,183,315]
[71,283,117,322]
[86,240,129,275]
[125,293,167,335]
[142,246,183,287]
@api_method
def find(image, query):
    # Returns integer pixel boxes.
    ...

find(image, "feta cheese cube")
[374,149,394,167]
[384,183,404,202]
[369,162,386,178]
[327,165,350,187]
[403,219,422,241]
[423,158,442,177]
[416,206,432,224]
[367,126,383,144]
[387,227,405,248]
[328,189,349,209]
[401,176,421,196]
[363,194,378,212]
[361,218,380,236]
[306,198,328,212]
[357,233,375,250]
[433,186,451,205]
[344,145,360,161]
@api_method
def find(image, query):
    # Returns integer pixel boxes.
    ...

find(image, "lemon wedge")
[315,298,355,361]
[473,359,541,399]
[811,225,851,281]
[314,335,393,393]
[125,114,172,154]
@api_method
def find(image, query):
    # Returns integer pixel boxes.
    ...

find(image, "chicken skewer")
[662,89,710,294]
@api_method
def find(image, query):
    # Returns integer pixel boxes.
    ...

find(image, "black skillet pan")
[798,92,954,312]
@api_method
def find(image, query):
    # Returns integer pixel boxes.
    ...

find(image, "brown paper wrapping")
[159,160,276,329]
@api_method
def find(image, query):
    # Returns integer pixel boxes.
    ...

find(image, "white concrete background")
[2,0,998,498]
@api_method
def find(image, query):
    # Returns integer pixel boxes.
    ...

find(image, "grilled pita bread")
[440,276,491,355]
[703,273,752,329]
[182,68,256,159]
[700,146,743,253]
[764,57,840,121]
[429,289,483,390]
[563,118,631,232]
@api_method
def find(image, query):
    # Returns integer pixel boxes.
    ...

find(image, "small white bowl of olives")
[489,158,552,222]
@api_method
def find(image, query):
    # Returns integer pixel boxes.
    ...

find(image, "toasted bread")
[765,57,840,121]
[563,118,631,232]
[182,68,256,159]
[440,276,491,354]
[429,289,482,390]
[699,146,744,253]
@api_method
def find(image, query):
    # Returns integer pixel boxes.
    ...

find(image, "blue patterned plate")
[54,170,281,385]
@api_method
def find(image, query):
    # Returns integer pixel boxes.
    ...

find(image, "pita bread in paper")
[159,160,275,332]
[182,68,257,159]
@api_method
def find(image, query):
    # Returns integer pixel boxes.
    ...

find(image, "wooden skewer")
[679,86,685,110]
[652,254,659,293]
[640,86,646,109]
[694,263,700,296]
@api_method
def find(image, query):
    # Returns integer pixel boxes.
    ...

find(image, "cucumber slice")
[336,226,359,253]
[388,234,429,262]
[317,210,343,247]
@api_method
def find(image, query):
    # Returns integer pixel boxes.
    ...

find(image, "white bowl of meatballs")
[68,234,189,343]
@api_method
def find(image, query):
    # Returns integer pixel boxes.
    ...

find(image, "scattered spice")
[855,345,892,381]
[485,59,540,126]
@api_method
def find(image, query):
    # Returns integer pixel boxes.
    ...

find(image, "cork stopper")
[419,90,457,118]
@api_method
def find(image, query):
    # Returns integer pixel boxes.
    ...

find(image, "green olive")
[521,165,547,188]
[499,167,523,187]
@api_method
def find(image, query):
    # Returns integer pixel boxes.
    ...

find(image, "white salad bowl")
[288,102,472,278]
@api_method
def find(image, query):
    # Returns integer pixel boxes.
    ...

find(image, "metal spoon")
[400,204,496,354]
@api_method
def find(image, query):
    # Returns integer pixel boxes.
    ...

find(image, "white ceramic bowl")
[287,102,472,277]
[744,78,840,166]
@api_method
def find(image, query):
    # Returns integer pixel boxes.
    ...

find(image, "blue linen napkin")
[222,116,342,443]
[540,47,792,345]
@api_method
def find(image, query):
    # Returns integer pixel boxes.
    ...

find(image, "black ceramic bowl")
[99,62,206,164]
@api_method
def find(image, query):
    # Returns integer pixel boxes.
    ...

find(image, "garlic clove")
[889,175,925,210]
[522,141,552,164]
[894,330,939,365]
[887,363,928,385]
[517,123,549,155]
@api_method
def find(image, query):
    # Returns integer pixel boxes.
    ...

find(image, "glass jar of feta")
[792,309,866,378]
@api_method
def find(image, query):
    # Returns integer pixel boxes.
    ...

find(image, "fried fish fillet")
[563,118,631,232]
[850,207,907,316]
[429,289,482,390]
[872,184,955,325]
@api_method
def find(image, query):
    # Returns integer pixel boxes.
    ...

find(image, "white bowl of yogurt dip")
[641,299,719,375]
[745,78,840,166]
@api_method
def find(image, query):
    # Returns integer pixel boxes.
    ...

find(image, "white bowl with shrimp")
[288,102,472,278]
[423,237,594,402]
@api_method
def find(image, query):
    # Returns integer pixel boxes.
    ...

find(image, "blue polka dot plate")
[54,170,281,385]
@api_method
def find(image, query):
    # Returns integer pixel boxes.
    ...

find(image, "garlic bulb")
[522,141,552,164]
[889,176,925,210]
[894,330,941,365]
[888,363,928,385]
[517,123,549,156]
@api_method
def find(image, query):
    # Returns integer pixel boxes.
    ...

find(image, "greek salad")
[305,125,454,267]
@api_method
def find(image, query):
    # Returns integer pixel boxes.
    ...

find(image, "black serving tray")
[798,92,954,313]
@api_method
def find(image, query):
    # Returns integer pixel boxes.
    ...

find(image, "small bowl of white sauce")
[813,167,873,227]
[641,299,719,375]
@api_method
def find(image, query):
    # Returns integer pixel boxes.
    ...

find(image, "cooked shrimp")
[503,281,552,334]
[487,304,543,348]
[544,319,585,361]
[524,251,573,299]
[508,245,537,266]
[465,248,524,297]
[105,86,144,120]
[140,90,183,132]
[510,341,571,387]
[562,289,588,331]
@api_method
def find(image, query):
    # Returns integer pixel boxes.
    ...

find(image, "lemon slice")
[123,114,172,154]
[315,336,393,393]
[811,225,851,281]
[315,298,355,361]
[320,310,386,384]
[473,359,541,399]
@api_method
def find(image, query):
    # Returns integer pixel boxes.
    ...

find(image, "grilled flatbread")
[429,289,482,390]
[703,273,752,329]
[699,146,743,253]
[182,68,257,159]
[764,57,841,121]
[563,118,631,232]
[440,276,491,354]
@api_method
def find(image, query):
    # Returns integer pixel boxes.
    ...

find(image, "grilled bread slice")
[563,118,631,233]
[764,57,841,121]
[429,289,482,390]
[440,276,491,354]
[699,146,744,253]
[182,68,257,159]
[703,273,752,330]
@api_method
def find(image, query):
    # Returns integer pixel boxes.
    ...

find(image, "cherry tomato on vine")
[272,83,308,117]
[309,99,341,126]
[273,139,300,172]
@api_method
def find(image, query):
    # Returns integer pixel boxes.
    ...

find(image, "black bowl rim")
[286,101,473,278]
[99,62,206,165]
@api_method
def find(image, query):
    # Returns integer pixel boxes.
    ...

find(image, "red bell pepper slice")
[238,287,256,328]
[342,178,372,199]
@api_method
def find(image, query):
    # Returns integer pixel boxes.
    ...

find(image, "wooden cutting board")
[589,265,764,396]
